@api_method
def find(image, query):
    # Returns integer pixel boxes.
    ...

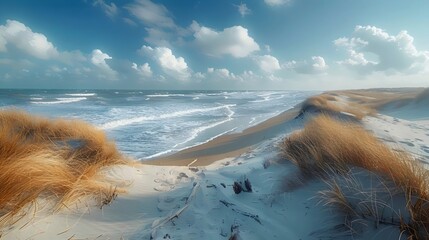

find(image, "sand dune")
[333,88,429,120]
[0,110,130,228]
[379,88,429,120]
[280,115,429,239]
[2,88,429,239]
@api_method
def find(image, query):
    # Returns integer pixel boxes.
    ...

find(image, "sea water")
[0,89,315,160]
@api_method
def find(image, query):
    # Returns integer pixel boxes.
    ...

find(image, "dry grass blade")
[279,115,429,239]
[0,109,130,228]
[319,180,358,218]
[299,94,375,120]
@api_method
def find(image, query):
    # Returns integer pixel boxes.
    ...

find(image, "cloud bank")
[335,25,429,74]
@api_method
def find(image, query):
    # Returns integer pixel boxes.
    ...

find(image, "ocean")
[0,89,315,160]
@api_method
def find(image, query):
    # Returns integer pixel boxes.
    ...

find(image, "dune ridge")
[0,109,130,227]
[280,113,429,239]
[1,88,428,239]
[298,93,375,120]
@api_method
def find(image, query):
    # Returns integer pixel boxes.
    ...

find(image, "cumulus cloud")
[264,0,291,6]
[207,67,236,79]
[91,49,117,78]
[93,0,118,18]
[0,20,59,59]
[0,19,86,65]
[253,55,281,73]
[190,21,260,58]
[334,25,429,74]
[140,45,190,80]
[236,3,251,17]
[284,56,328,74]
[132,62,152,78]
[125,0,175,28]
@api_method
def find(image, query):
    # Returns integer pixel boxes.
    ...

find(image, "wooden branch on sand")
[150,182,200,239]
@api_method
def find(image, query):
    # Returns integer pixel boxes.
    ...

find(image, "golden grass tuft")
[0,109,130,227]
[300,94,374,120]
[280,115,429,239]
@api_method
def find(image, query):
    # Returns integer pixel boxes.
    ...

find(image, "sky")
[0,0,428,90]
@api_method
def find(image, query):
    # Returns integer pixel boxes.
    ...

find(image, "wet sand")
[145,106,301,166]
[145,87,427,167]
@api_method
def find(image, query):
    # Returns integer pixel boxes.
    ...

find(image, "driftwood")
[150,182,200,239]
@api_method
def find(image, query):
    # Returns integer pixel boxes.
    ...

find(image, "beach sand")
[2,88,429,239]
[146,106,301,166]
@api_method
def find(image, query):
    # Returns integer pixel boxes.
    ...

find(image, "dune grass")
[299,94,374,120]
[0,109,130,227]
[332,88,427,111]
[279,115,429,239]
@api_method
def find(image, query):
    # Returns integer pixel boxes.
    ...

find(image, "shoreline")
[145,105,301,166]
[3,87,429,239]
[145,87,427,167]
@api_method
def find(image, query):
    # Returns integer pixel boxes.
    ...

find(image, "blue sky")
[0,0,428,90]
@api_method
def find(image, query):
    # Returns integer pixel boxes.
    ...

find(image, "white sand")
[3,89,429,239]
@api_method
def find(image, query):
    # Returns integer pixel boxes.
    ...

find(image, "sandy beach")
[146,106,301,166]
[2,88,429,239]
[2,1,429,238]
[147,87,427,167]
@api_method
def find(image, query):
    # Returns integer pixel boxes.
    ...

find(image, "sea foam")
[31,97,87,104]
[101,104,236,130]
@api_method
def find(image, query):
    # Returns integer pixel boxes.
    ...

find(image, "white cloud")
[124,0,191,48]
[191,21,260,58]
[284,56,328,74]
[0,20,86,65]
[138,45,154,54]
[193,72,205,80]
[203,68,282,85]
[236,3,251,17]
[132,62,152,78]
[334,25,429,74]
[205,67,241,81]
[144,27,173,47]
[140,45,190,80]
[91,49,118,78]
[93,0,118,18]
[0,20,59,59]
[215,68,233,78]
[254,55,281,73]
[311,56,328,72]
[123,18,137,26]
[125,0,175,28]
[91,49,111,67]
[264,0,291,6]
